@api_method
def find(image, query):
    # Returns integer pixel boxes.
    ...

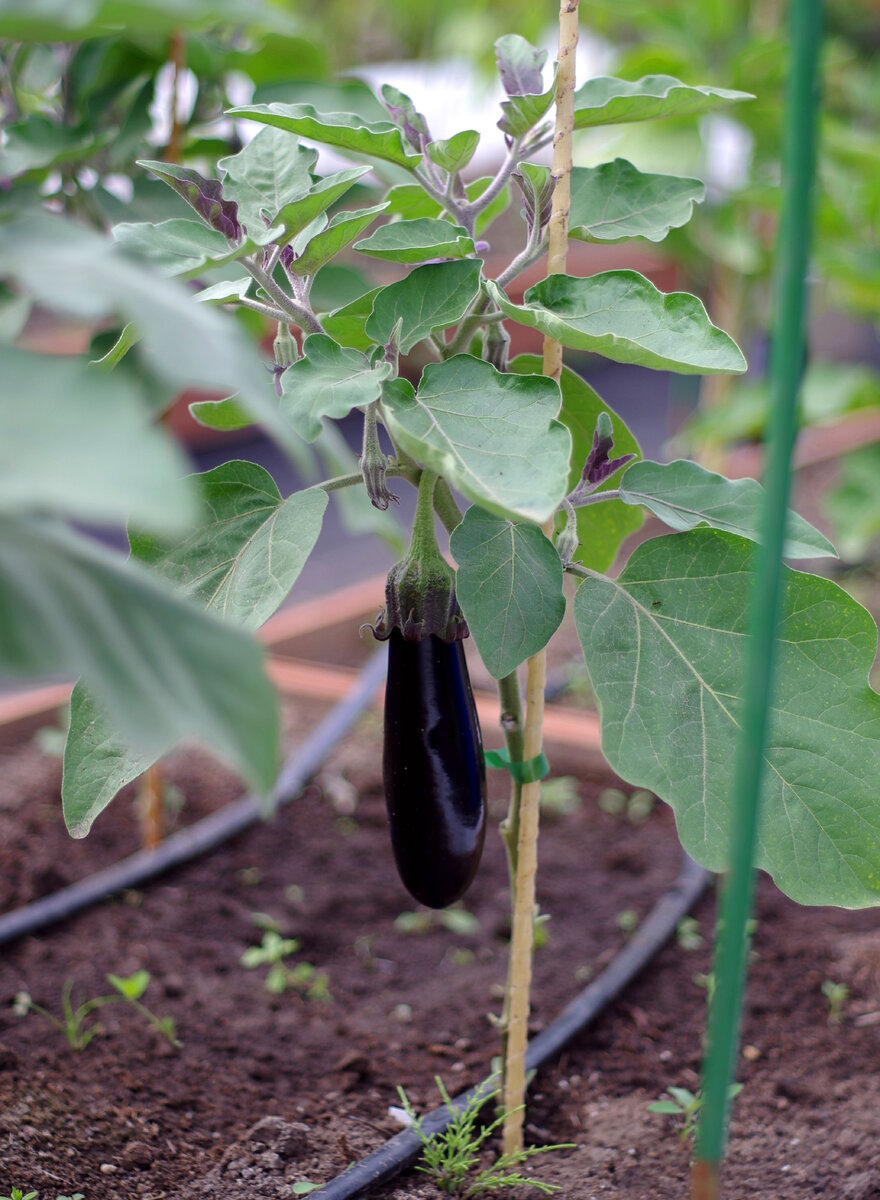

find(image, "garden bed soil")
[2,690,880,1200]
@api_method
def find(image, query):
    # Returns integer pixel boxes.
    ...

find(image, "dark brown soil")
[2,692,880,1200]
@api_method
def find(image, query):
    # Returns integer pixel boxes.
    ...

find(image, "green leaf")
[510,356,643,572]
[195,278,253,306]
[218,126,318,226]
[321,287,381,351]
[573,75,754,129]
[189,395,254,432]
[137,160,242,240]
[91,321,140,367]
[0,0,295,39]
[280,334,392,441]
[495,34,548,98]
[272,167,372,245]
[649,1101,686,1115]
[498,69,557,140]
[382,355,570,524]
[824,444,880,561]
[0,215,291,451]
[573,529,880,908]
[365,259,482,354]
[107,971,150,1000]
[0,514,277,784]
[426,130,480,174]
[354,217,475,263]
[618,460,837,559]
[113,217,275,279]
[228,102,422,168]
[569,160,705,243]
[0,345,195,532]
[0,116,104,178]
[288,203,388,276]
[486,273,746,375]
[129,462,328,629]
[451,506,565,678]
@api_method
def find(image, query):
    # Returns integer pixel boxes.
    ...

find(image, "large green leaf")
[451,505,565,679]
[287,203,389,276]
[573,74,753,129]
[354,218,475,263]
[618,460,837,559]
[218,126,318,226]
[382,355,570,524]
[365,259,482,354]
[0,0,294,39]
[510,356,642,572]
[0,116,106,178]
[0,514,278,783]
[280,333,392,441]
[0,214,291,450]
[486,272,746,375]
[228,102,422,168]
[129,462,328,629]
[112,217,275,278]
[569,160,705,243]
[0,346,195,532]
[573,529,880,908]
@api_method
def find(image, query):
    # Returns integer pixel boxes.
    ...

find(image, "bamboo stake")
[139,763,164,852]
[501,0,579,1156]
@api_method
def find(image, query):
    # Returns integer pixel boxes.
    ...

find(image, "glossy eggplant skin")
[383,628,487,909]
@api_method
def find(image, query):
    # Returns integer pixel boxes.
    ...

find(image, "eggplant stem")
[501,0,579,1157]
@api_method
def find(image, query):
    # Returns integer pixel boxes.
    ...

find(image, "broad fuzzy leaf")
[510,356,643,571]
[495,34,548,98]
[280,333,392,441]
[451,505,565,678]
[498,68,557,140]
[365,259,482,353]
[573,74,753,129]
[138,160,242,241]
[486,273,746,375]
[228,102,422,168]
[287,203,389,276]
[382,355,570,523]
[129,461,328,628]
[354,218,475,263]
[218,126,317,224]
[384,177,510,237]
[574,529,880,908]
[619,459,837,559]
[0,515,278,795]
[272,167,371,245]
[569,160,705,243]
[321,288,381,351]
[113,217,275,279]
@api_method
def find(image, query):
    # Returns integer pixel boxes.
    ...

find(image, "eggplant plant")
[8,8,880,1164]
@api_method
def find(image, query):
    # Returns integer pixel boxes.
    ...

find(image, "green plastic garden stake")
[693,2,823,1196]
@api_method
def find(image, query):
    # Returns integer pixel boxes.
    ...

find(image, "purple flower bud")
[572,412,635,497]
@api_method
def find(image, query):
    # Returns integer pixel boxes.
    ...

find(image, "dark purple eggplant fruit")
[383,627,486,909]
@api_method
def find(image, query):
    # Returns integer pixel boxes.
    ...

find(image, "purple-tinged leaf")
[138,160,242,243]
[495,34,548,97]
[380,84,431,151]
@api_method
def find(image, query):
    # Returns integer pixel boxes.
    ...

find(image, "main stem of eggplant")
[500,0,579,1157]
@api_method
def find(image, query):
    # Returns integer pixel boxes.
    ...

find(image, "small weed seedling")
[241,931,331,1000]
[539,776,581,817]
[615,909,639,937]
[676,917,704,951]
[1,1189,37,1200]
[822,979,850,1024]
[597,788,656,823]
[648,1083,744,1142]
[399,1078,572,1197]
[533,905,551,951]
[291,1185,317,1197]
[14,972,177,1051]
[394,906,481,937]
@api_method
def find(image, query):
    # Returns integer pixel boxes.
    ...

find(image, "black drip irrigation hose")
[309,853,710,1200]
[0,652,387,949]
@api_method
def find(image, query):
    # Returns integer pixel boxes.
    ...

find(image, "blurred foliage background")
[1,0,878,557]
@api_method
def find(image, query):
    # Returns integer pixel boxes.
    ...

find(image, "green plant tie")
[484,747,550,784]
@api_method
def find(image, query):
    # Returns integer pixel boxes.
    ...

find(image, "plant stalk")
[501,0,578,1157]
[692,0,823,1191]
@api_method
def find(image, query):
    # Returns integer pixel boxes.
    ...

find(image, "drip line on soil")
[307,852,710,1200]
[0,651,387,949]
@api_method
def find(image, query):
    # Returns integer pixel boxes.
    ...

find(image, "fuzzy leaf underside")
[574,529,880,908]
[573,74,754,129]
